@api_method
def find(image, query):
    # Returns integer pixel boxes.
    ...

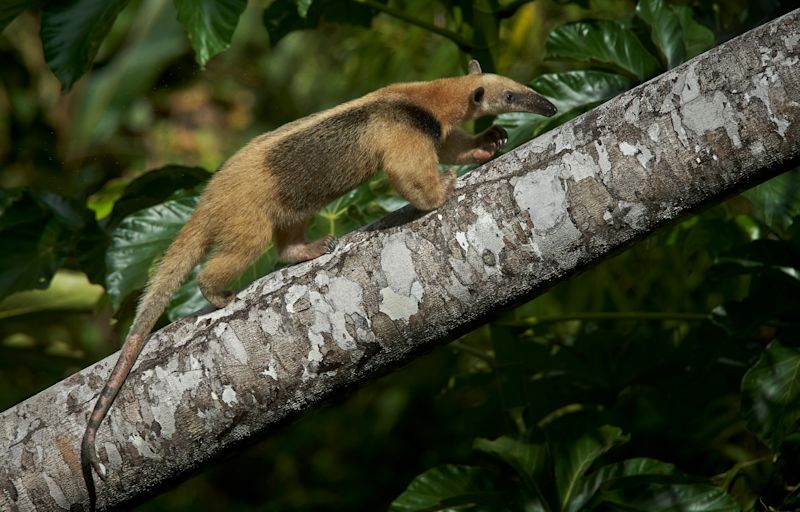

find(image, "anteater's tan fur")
[80,60,556,509]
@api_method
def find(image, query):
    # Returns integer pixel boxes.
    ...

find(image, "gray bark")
[2,9,799,512]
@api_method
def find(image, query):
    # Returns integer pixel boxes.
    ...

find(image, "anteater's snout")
[530,92,557,117]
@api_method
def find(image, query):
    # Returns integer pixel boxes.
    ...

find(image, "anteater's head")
[466,59,557,118]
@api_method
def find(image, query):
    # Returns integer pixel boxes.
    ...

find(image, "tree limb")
[2,9,799,511]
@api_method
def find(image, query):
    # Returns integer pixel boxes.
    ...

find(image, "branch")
[2,9,799,512]
[355,0,473,50]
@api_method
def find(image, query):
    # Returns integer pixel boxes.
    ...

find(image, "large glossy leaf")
[532,71,632,114]
[473,436,551,507]
[104,166,210,229]
[0,0,31,33]
[389,464,515,512]
[567,458,676,512]
[40,0,133,91]
[105,187,201,311]
[596,477,740,511]
[741,341,800,451]
[554,425,629,507]
[545,20,661,82]
[636,0,684,68]
[174,0,247,67]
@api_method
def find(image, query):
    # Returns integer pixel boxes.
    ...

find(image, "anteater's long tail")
[81,212,213,510]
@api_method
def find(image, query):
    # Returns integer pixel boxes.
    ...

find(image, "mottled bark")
[2,9,799,512]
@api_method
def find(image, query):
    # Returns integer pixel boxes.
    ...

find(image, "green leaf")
[545,20,662,82]
[741,341,800,451]
[531,71,633,114]
[40,0,133,91]
[105,166,210,229]
[0,190,93,300]
[596,477,740,511]
[76,219,111,287]
[554,425,629,507]
[473,436,552,508]
[0,218,67,299]
[0,0,32,33]
[174,0,247,67]
[0,270,104,319]
[390,465,515,512]
[263,0,374,47]
[105,187,201,311]
[672,5,714,59]
[636,0,684,68]
[567,458,676,512]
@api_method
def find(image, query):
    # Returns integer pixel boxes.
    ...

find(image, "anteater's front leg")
[438,126,508,165]
[383,132,456,211]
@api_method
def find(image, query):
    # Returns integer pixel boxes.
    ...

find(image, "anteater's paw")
[199,280,235,308]
[322,234,338,253]
[482,125,508,151]
[305,235,337,260]
[469,125,507,162]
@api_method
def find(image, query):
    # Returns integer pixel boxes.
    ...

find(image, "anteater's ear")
[472,87,485,104]
[467,59,482,75]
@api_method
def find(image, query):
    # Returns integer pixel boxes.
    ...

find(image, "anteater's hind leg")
[275,217,337,263]
[199,215,273,308]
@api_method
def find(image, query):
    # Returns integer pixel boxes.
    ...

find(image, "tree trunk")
[2,9,799,512]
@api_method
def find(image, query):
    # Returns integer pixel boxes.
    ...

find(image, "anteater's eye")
[504,92,513,103]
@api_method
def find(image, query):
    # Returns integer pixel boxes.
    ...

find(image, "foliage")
[496,0,714,155]
[393,429,741,512]
[1,0,798,511]
[0,189,99,298]
[174,0,248,66]
[388,2,800,511]
[390,205,800,509]
[40,0,135,91]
